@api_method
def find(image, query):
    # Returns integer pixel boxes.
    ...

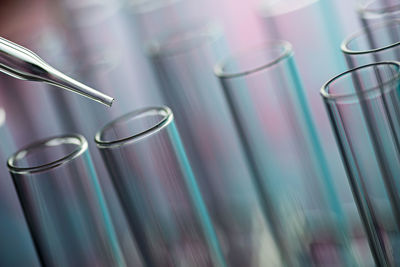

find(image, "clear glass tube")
[95,106,226,267]
[7,134,126,267]
[321,61,400,266]
[358,0,400,27]
[125,0,207,46]
[42,3,160,261]
[0,109,40,266]
[215,41,361,266]
[148,22,283,266]
[257,0,349,185]
[342,19,400,68]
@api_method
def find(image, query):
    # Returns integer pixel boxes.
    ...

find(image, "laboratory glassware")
[46,1,158,261]
[125,0,206,46]
[7,134,126,267]
[95,106,226,267]
[257,0,349,185]
[342,19,400,68]
[215,40,359,266]
[0,108,40,266]
[358,0,400,27]
[149,22,283,266]
[321,61,400,266]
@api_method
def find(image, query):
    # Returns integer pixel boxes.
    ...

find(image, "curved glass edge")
[7,134,88,174]
[341,20,400,55]
[128,0,182,14]
[214,40,293,79]
[95,106,174,149]
[320,61,400,102]
[257,0,319,18]
[357,0,400,17]
[146,20,223,58]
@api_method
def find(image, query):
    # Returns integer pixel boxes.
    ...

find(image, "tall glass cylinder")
[95,106,226,267]
[148,22,282,266]
[321,61,400,266]
[7,134,126,267]
[342,19,400,68]
[215,41,362,266]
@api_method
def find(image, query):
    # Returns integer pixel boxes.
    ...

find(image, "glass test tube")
[148,22,283,266]
[7,134,126,267]
[215,41,360,266]
[95,106,226,267]
[321,61,400,266]
[0,109,40,266]
[125,0,207,46]
[358,0,400,27]
[257,0,349,185]
[45,2,158,261]
[342,19,400,68]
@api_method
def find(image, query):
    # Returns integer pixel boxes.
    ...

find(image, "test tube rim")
[7,134,87,174]
[128,0,182,14]
[257,0,318,18]
[357,0,400,16]
[147,20,223,58]
[320,61,400,101]
[95,106,173,148]
[214,40,293,79]
[341,19,400,55]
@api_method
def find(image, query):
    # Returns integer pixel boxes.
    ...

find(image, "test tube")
[257,0,349,185]
[341,19,400,68]
[215,41,360,266]
[0,109,40,266]
[148,22,283,266]
[44,2,159,261]
[321,61,400,266]
[7,134,126,267]
[125,0,206,46]
[95,106,226,267]
[357,0,400,27]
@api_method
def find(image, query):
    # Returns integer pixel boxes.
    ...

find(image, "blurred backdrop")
[0,0,378,266]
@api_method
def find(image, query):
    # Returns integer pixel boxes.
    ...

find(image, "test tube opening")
[147,21,222,57]
[321,61,400,102]
[8,134,87,174]
[215,40,293,79]
[341,20,400,55]
[95,106,173,147]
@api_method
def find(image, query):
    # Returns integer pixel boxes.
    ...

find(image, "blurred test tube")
[0,109,40,266]
[124,0,207,46]
[358,0,400,27]
[257,0,351,201]
[215,41,361,266]
[148,21,284,266]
